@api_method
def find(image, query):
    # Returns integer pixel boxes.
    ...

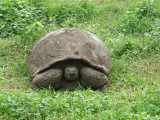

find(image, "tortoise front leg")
[79,67,110,91]
[31,69,62,90]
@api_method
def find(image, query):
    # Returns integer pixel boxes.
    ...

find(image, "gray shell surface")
[27,28,111,78]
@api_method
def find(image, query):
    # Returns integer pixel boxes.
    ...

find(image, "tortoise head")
[64,65,79,81]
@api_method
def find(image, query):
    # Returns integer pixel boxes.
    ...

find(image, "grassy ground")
[0,0,160,119]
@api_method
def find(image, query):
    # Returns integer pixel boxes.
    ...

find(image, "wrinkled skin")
[64,65,79,81]
[31,60,110,91]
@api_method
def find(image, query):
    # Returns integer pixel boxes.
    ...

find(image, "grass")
[0,0,160,119]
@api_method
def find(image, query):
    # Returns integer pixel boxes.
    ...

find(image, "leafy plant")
[0,0,97,37]
[0,0,47,37]
[52,1,97,25]
[117,0,160,34]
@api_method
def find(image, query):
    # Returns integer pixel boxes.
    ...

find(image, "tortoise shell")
[27,28,111,78]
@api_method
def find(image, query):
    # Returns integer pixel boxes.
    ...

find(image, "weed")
[0,0,97,37]
[117,0,160,34]
[0,0,47,37]
[53,1,97,25]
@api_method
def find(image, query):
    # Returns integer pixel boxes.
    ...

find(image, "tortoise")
[27,28,111,91]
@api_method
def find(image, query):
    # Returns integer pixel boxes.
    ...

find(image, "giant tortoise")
[27,28,111,91]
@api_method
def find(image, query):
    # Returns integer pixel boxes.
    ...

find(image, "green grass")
[0,0,160,119]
